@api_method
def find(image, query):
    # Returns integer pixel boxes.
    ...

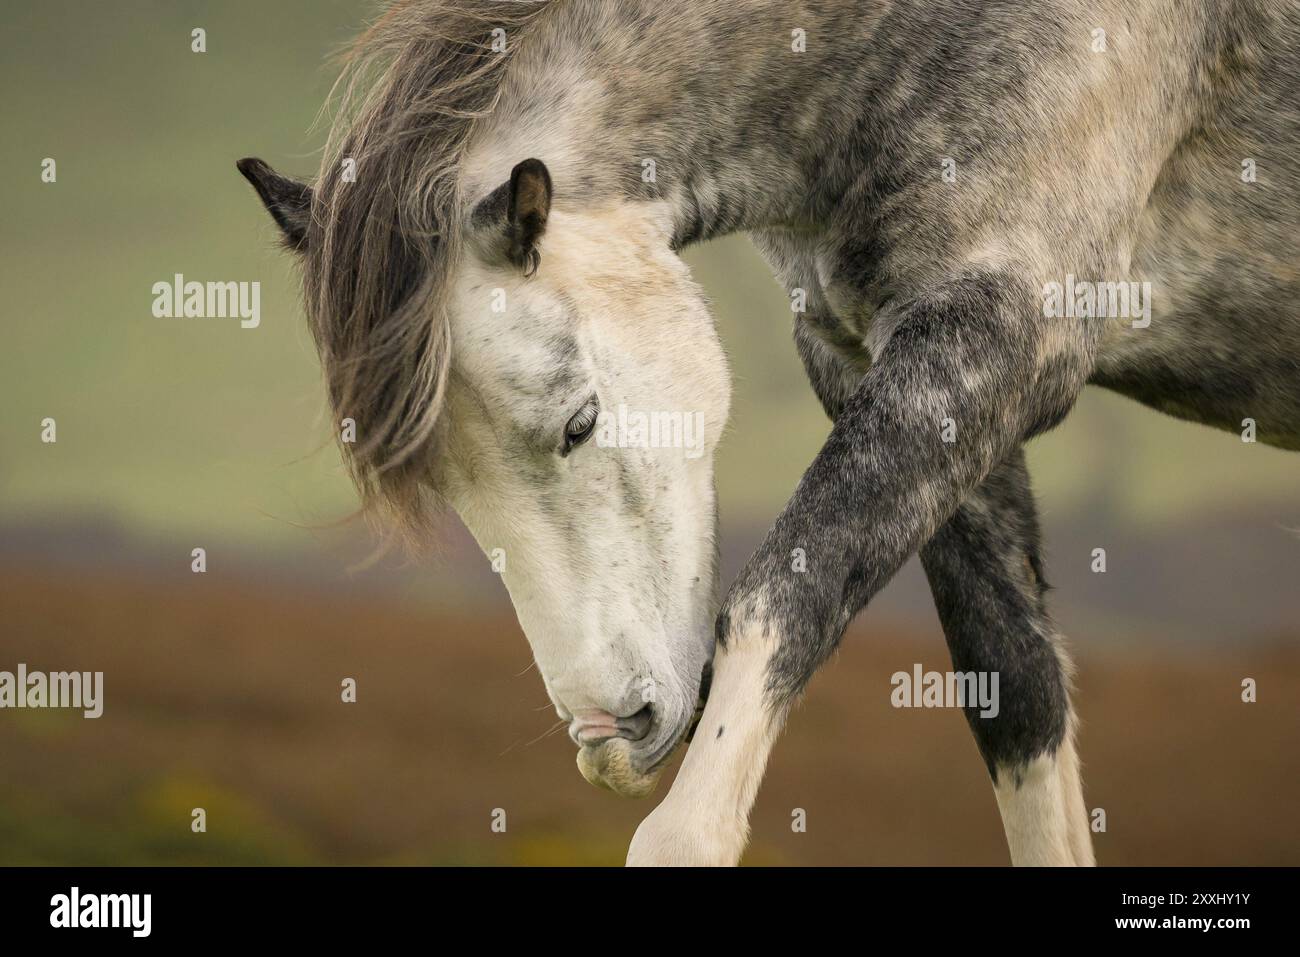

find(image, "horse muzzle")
[572,662,713,798]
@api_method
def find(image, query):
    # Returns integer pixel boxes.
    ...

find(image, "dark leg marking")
[919,447,1069,783]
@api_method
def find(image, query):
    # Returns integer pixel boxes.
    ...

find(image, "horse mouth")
[576,660,714,798]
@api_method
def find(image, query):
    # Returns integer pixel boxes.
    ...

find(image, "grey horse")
[239,0,1300,864]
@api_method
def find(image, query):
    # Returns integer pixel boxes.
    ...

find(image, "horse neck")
[465,0,874,245]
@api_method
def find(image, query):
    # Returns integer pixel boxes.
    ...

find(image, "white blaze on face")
[438,201,731,790]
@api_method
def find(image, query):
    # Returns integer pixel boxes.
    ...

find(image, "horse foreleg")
[629,267,1093,865]
[626,614,785,866]
[627,326,854,867]
[920,448,1094,866]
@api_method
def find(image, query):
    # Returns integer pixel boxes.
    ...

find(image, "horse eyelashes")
[563,399,601,453]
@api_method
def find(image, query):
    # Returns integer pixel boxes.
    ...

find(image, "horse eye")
[563,398,600,453]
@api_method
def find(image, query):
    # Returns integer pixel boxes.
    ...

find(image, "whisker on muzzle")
[498,717,568,758]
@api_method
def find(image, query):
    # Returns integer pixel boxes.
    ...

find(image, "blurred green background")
[1,1,1297,865]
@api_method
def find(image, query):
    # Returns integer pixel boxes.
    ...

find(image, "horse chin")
[576,738,666,799]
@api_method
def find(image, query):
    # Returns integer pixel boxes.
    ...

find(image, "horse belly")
[1091,61,1300,450]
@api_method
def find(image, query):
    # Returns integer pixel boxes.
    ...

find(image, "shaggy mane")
[305,0,559,539]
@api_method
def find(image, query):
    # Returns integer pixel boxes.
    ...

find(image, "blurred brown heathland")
[2,561,1295,866]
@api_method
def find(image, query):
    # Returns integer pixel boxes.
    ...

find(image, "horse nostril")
[617,704,654,742]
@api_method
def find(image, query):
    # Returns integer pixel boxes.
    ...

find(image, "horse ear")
[471,158,552,275]
[236,157,312,252]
